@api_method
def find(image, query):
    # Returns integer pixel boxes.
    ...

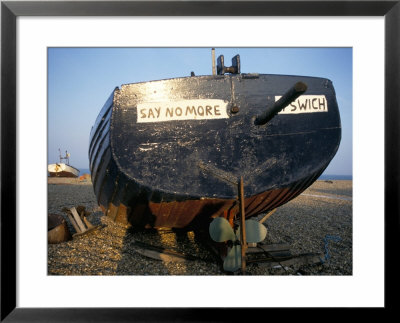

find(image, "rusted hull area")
[97,173,322,229]
[90,147,324,229]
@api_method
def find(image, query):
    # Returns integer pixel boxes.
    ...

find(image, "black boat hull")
[89,73,341,228]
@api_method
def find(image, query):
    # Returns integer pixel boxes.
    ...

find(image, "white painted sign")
[276,95,328,114]
[137,99,229,123]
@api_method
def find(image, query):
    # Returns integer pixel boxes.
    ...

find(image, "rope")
[320,235,341,264]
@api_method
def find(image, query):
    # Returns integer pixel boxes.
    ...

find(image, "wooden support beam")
[131,247,187,263]
[70,207,86,233]
[247,243,291,254]
[256,253,324,268]
[238,176,247,273]
[82,215,94,229]
[259,208,277,224]
[62,207,102,237]
[66,213,81,233]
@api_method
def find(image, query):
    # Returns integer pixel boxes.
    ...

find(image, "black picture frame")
[1,1,398,321]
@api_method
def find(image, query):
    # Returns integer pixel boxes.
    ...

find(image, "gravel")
[48,180,352,276]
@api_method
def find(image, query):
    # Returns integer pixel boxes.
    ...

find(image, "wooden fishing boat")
[48,163,80,178]
[48,149,80,178]
[89,54,341,229]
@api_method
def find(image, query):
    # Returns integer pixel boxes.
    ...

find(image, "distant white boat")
[48,149,80,178]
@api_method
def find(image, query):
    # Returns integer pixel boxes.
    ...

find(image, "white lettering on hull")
[137,99,229,123]
[276,95,328,114]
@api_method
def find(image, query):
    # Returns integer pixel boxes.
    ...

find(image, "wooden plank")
[131,246,187,263]
[70,207,86,233]
[131,241,199,260]
[268,250,292,258]
[83,216,94,229]
[257,253,323,268]
[259,243,291,252]
[259,208,277,224]
[247,243,290,253]
[72,225,102,238]
[246,256,291,264]
[66,213,81,233]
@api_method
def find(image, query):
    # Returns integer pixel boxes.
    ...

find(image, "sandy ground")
[48,178,352,275]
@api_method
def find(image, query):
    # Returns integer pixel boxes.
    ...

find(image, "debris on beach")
[79,173,91,182]
[62,206,102,237]
[48,213,71,244]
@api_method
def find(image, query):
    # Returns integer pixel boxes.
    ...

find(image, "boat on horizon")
[48,149,80,178]
[89,51,341,229]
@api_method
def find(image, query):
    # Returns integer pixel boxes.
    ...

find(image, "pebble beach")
[48,177,352,276]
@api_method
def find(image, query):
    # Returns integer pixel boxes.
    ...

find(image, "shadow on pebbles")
[48,180,352,276]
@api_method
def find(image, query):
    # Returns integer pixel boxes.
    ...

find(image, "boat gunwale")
[118,73,334,89]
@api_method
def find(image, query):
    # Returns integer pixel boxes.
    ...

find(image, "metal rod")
[254,81,307,126]
[212,48,216,75]
[238,176,247,273]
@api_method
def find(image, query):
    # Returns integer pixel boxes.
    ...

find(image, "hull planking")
[89,73,341,229]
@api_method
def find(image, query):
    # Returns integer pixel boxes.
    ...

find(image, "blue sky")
[48,47,352,175]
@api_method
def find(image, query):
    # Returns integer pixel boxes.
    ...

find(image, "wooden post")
[83,216,94,229]
[238,176,247,273]
[66,213,81,233]
[259,208,277,224]
[70,207,87,233]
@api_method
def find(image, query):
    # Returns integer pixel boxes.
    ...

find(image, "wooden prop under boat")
[89,54,341,229]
